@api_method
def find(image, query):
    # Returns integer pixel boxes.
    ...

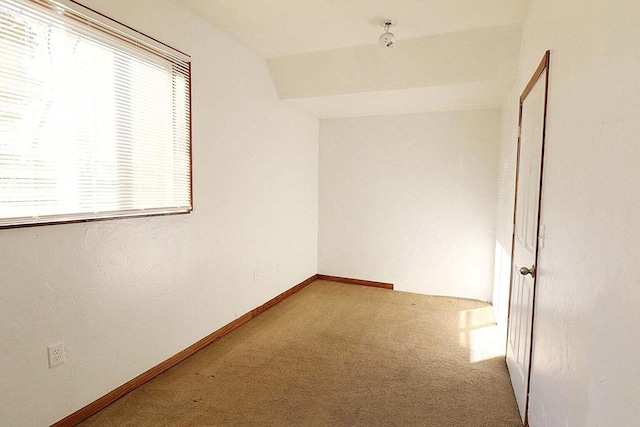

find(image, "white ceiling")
[282,79,516,119]
[268,25,521,98]
[177,0,529,118]
[178,0,529,59]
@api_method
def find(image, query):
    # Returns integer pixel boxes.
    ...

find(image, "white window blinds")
[0,0,192,228]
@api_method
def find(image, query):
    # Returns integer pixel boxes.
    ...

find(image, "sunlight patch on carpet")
[458,307,506,363]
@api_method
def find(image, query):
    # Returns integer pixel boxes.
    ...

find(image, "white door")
[506,51,550,424]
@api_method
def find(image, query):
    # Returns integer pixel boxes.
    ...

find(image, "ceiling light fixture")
[379,19,397,48]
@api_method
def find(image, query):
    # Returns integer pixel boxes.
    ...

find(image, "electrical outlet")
[48,342,64,368]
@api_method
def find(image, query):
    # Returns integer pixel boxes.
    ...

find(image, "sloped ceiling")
[178,0,529,118]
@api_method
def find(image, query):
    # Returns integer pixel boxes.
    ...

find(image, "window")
[0,0,192,228]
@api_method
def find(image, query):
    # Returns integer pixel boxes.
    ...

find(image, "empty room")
[1,0,638,426]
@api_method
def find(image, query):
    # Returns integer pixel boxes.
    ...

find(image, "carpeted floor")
[81,280,522,426]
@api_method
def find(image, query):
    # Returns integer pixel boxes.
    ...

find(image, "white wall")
[319,111,500,301]
[0,1,319,425]
[495,0,640,425]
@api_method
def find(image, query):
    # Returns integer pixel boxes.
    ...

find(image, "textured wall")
[319,111,500,301]
[0,1,319,425]
[495,0,640,424]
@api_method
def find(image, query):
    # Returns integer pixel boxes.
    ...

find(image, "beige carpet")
[81,280,522,426]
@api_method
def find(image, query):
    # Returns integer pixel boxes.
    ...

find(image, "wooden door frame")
[505,50,551,427]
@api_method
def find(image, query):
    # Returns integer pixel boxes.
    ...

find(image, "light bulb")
[379,32,396,48]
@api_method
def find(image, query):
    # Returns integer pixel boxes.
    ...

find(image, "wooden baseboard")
[316,274,394,290]
[52,274,318,427]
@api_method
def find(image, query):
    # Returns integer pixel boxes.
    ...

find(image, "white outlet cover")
[47,342,64,368]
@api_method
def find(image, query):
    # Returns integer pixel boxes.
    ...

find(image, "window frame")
[0,0,193,229]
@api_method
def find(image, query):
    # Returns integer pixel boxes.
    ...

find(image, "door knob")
[519,265,535,277]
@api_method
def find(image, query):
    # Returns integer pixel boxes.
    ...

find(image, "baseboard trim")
[52,274,318,427]
[250,274,318,317]
[316,274,394,290]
